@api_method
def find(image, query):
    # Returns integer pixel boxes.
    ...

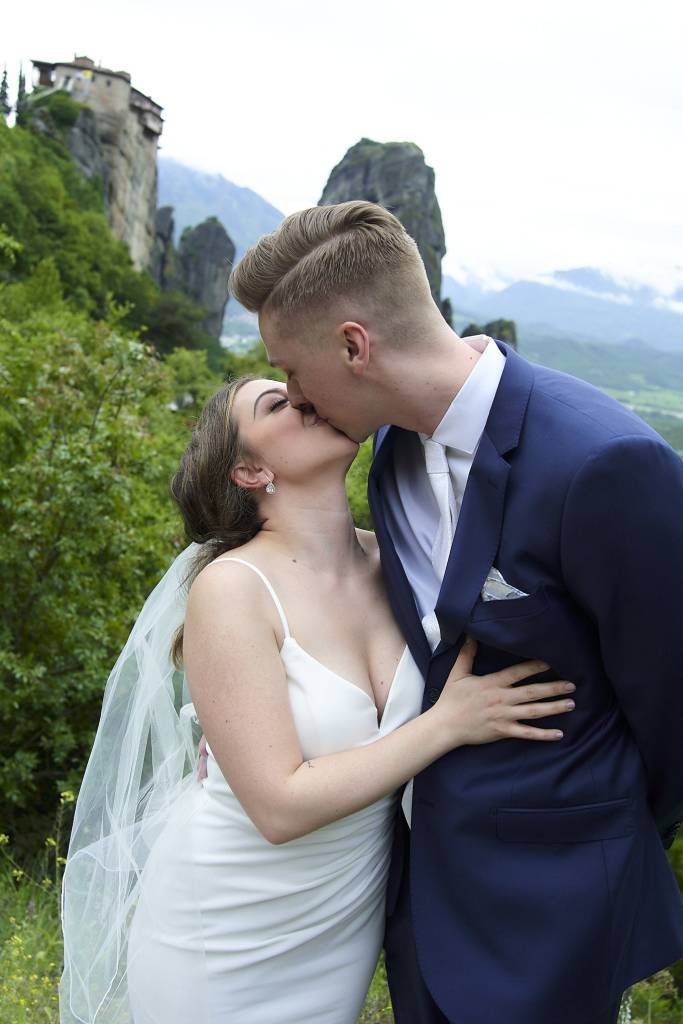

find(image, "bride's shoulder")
[189,544,266,606]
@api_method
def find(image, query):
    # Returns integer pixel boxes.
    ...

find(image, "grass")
[359,955,395,1023]
[0,796,70,1024]
[1,816,681,1023]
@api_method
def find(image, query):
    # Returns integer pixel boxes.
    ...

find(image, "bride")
[59,375,576,1024]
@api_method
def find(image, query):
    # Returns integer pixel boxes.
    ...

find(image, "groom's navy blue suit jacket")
[369,342,683,1024]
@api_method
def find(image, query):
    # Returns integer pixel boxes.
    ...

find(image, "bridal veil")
[59,542,205,1023]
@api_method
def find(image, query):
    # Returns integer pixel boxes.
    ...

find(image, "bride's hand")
[436,637,576,746]
[197,734,209,781]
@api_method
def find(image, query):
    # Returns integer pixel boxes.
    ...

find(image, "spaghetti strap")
[209,557,291,639]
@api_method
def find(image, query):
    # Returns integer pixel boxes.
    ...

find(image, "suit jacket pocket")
[495,797,635,843]
[470,583,549,622]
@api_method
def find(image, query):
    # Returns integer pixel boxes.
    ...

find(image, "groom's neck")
[373,331,484,436]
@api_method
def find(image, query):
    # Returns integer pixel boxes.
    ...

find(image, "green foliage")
[29,89,82,130]
[222,339,281,379]
[0,796,72,1022]
[0,118,149,318]
[358,954,394,1022]
[485,318,517,347]
[346,438,373,529]
[627,970,683,1023]
[142,287,210,354]
[0,223,22,271]
[0,302,190,849]
[15,68,27,127]
[0,68,10,120]
[0,117,226,363]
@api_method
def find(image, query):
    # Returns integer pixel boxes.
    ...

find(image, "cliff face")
[31,59,163,271]
[65,105,158,270]
[177,218,235,337]
[91,107,159,270]
[150,206,175,288]
[151,208,235,339]
[319,138,447,308]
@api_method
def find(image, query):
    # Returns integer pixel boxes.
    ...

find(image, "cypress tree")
[15,65,27,126]
[0,67,9,119]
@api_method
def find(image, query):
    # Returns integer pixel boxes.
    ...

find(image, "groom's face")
[259,310,372,442]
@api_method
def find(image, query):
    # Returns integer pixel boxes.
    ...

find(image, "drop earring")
[265,481,276,494]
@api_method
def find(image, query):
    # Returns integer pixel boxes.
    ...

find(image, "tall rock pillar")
[319,138,447,309]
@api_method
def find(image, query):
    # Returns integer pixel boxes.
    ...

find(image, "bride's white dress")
[126,557,424,1023]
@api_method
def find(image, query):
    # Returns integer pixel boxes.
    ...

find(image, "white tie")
[423,437,454,579]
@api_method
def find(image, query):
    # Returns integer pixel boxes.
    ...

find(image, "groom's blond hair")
[228,201,431,329]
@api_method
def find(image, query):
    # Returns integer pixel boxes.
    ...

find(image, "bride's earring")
[265,480,276,494]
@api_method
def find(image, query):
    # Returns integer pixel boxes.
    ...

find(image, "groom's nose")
[286,378,307,408]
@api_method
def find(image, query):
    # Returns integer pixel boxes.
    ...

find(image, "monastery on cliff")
[31,55,163,269]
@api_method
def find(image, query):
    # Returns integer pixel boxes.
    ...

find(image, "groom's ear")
[231,462,269,491]
[339,322,370,376]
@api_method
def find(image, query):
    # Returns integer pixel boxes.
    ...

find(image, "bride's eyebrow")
[253,388,287,419]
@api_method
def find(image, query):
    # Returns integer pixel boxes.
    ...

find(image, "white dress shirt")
[381,337,506,823]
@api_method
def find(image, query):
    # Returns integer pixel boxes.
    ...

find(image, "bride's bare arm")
[184,566,576,845]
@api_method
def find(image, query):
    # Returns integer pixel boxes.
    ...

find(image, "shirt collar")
[420,337,506,455]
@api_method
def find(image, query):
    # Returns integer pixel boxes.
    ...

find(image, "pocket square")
[481,567,530,603]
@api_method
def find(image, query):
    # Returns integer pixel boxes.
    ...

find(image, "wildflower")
[60,790,75,804]
[45,836,57,847]
[0,832,9,845]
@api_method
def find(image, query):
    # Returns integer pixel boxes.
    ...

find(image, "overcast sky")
[5,0,683,292]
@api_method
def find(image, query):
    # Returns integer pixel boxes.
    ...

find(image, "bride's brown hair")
[169,374,261,666]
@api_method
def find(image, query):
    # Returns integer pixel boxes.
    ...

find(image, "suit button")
[426,687,441,705]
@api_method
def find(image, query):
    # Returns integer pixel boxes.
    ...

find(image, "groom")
[228,201,683,1024]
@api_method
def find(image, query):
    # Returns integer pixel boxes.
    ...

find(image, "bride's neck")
[257,483,367,576]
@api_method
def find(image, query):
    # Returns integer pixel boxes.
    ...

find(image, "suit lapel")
[368,342,535,672]
[434,343,535,653]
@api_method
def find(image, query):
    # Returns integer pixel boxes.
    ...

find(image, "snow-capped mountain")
[443,267,683,352]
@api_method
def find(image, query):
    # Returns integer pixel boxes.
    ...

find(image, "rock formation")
[150,208,235,339]
[31,56,163,270]
[150,206,176,289]
[319,138,447,309]
[176,218,235,337]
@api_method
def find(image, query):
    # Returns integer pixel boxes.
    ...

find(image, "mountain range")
[158,157,683,355]
[444,267,683,353]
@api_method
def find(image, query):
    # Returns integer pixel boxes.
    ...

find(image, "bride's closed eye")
[269,397,289,412]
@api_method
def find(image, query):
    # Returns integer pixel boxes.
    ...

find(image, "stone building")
[31,56,163,270]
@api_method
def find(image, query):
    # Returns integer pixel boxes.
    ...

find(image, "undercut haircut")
[228,201,429,320]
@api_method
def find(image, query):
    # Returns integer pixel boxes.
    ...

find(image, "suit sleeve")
[560,433,683,846]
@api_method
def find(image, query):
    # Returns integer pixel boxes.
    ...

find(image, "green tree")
[15,66,26,127]
[0,302,188,852]
[0,68,9,120]
[629,969,681,1023]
